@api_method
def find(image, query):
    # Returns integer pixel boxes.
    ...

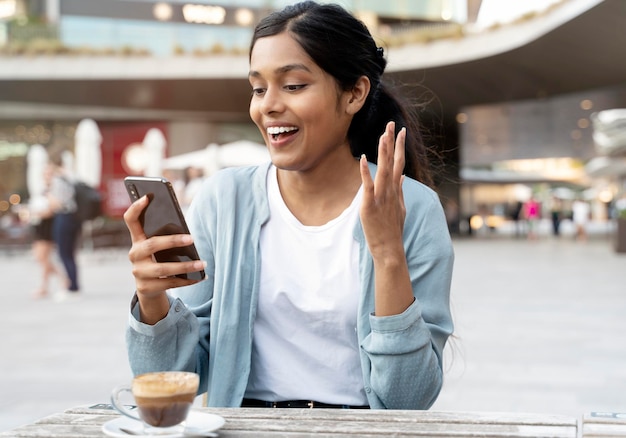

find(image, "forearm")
[372,244,414,316]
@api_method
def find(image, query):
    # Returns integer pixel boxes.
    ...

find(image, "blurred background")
[1,0,626,432]
[1,0,626,248]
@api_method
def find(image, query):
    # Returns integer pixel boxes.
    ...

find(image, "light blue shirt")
[127,162,454,410]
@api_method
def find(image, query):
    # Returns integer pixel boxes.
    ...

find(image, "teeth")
[267,126,297,135]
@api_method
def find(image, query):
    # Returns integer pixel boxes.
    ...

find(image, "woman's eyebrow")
[249,63,312,79]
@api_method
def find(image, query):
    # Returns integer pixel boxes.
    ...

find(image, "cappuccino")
[111,371,200,431]
[132,372,198,427]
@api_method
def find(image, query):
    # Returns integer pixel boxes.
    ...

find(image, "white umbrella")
[74,118,102,188]
[161,148,208,171]
[143,128,166,177]
[218,140,270,168]
[203,143,220,177]
[162,140,269,177]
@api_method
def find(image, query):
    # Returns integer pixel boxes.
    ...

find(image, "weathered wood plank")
[0,424,104,438]
[208,408,577,437]
[582,413,626,438]
[0,406,578,438]
[199,408,577,426]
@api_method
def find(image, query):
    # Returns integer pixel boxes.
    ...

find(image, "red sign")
[98,121,168,218]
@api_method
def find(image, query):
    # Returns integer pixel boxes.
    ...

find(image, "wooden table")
[0,405,579,438]
[581,412,626,438]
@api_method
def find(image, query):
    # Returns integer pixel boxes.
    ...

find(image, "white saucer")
[102,411,225,437]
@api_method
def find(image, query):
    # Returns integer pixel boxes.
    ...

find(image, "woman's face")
[249,32,354,173]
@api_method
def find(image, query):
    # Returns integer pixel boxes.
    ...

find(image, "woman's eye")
[251,87,266,96]
[285,84,305,91]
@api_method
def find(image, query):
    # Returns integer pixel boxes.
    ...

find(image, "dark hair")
[250,0,433,186]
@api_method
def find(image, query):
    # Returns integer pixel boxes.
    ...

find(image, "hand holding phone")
[124,176,205,281]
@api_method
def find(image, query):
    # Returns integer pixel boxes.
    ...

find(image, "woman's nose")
[259,87,284,115]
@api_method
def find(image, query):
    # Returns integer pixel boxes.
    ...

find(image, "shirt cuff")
[128,293,188,336]
[369,297,420,333]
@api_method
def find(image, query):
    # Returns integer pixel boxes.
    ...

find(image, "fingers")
[359,153,373,192]
[359,123,407,256]
[125,208,206,295]
[393,127,406,184]
[128,233,192,261]
[398,174,406,213]
[140,259,206,281]
[371,121,406,190]
[130,237,206,296]
[123,195,149,244]
[133,263,200,298]
[361,121,407,196]
[375,122,395,185]
[133,259,206,295]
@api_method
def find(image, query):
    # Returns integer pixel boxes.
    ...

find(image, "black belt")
[242,398,369,409]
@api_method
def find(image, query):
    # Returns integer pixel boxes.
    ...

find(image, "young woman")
[48,160,82,299]
[124,1,454,410]
[30,164,66,298]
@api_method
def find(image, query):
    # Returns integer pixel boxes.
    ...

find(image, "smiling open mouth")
[267,126,298,141]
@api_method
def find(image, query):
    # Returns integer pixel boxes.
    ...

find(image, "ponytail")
[349,80,432,187]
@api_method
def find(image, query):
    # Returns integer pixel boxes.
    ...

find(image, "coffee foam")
[132,372,199,398]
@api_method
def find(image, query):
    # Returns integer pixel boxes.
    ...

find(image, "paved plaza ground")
[1,231,625,432]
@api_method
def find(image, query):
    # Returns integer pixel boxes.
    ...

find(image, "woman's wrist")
[137,291,170,325]
[370,241,406,268]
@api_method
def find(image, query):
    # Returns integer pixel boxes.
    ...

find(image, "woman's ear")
[346,76,371,115]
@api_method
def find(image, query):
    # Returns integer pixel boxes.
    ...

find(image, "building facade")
[1,0,625,241]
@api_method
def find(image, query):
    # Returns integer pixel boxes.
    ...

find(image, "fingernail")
[182,235,193,244]
[193,260,205,270]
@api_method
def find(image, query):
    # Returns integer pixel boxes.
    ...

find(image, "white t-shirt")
[245,166,368,405]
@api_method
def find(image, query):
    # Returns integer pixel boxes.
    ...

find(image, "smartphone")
[124,176,205,281]
[89,403,136,410]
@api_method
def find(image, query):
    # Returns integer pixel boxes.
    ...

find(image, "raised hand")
[359,121,406,260]
[359,121,413,316]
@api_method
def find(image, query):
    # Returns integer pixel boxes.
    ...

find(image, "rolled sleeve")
[363,298,432,354]
[126,294,200,375]
[361,299,443,409]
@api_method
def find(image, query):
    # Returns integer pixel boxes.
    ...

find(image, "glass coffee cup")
[111,371,200,434]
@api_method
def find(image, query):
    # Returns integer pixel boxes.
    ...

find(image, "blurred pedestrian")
[509,201,523,238]
[572,197,590,241]
[523,196,540,240]
[549,196,563,237]
[47,159,82,300]
[29,165,66,299]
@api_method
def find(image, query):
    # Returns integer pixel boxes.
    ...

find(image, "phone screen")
[125,176,205,281]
